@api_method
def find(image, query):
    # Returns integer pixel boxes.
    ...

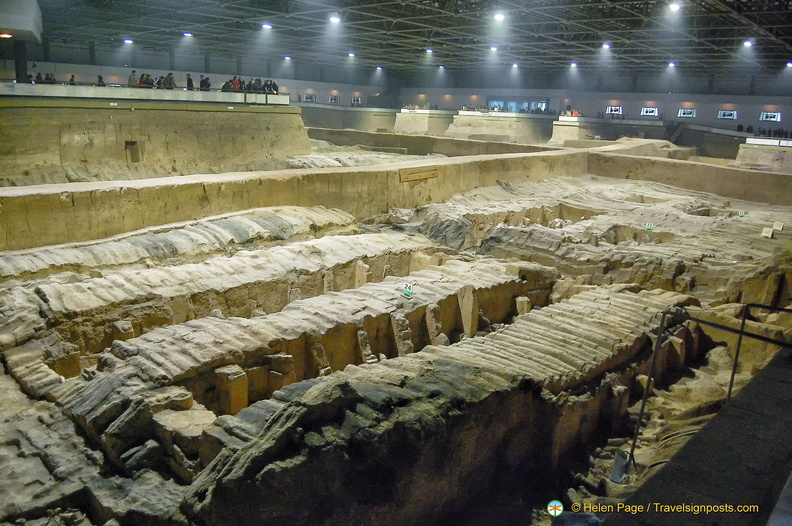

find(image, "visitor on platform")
[128,70,137,87]
[186,74,194,90]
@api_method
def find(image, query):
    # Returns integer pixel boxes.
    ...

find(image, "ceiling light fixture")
[284,55,291,60]
[376,65,382,70]
[183,32,193,37]
[512,63,518,68]
[348,52,355,57]
[123,39,133,44]
[426,48,433,53]
[669,62,676,67]
[490,46,498,51]
[0,33,12,39]
[439,65,444,69]
[571,62,578,67]
[494,13,505,21]
[787,62,792,68]
[743,40,753,47]
[669,3,681,11]
[329,15,341,23]
[602,43,610,49]
[262,23,272,29]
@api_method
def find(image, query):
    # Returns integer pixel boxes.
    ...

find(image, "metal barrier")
[628,303,792,469]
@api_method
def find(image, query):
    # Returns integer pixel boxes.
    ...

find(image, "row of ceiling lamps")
[115,1,683,44]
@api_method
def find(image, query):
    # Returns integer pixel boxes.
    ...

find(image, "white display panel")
[605,105,623,115]
[759,112,781,122]
[640,107,659,117]
[329,95,340,103]
[677,108,696,118]
[717,110,737,119]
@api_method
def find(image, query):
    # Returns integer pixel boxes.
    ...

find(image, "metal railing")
[628,303,791,469]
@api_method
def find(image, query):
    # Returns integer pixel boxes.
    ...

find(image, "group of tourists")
[219,76,279,94]
[27,72,68,84]
[125,70,276,93]
[126,71,181,89]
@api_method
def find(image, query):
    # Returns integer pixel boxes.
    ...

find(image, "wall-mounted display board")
[605,105,623,115]
[677,108,696,118]
[717,110,737,119]
[759,112,781,122]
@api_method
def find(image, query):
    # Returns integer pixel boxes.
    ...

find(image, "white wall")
[400,86,792,129]
[0,60,387,107]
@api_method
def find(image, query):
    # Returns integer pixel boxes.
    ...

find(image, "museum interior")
[0,1,791,525]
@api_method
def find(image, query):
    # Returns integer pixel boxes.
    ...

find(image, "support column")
[14,39,27,82]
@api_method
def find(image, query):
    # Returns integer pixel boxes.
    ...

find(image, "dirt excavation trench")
[1,149,791,526]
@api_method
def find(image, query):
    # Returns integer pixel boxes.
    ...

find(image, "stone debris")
[24,232,449,355]
[0,206,358,286]
[6,258,556,484]
[287,144,446,169]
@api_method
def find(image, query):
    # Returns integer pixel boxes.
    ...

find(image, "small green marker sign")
[739,211,746,217]
[402,283,414,299]
[645,222,654,231]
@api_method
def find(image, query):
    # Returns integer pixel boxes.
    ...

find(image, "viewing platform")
[0,80,290,105]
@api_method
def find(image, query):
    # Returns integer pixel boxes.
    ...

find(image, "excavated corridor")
[0,141,790,526]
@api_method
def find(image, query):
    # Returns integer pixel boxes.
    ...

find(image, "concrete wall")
[297,104,397,131]
[0,97,311,185]
[0,150,588,251]
[588,152,792,206]
[306,127,562,156]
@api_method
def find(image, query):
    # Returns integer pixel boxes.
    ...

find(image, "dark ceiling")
[37,0,792,72]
